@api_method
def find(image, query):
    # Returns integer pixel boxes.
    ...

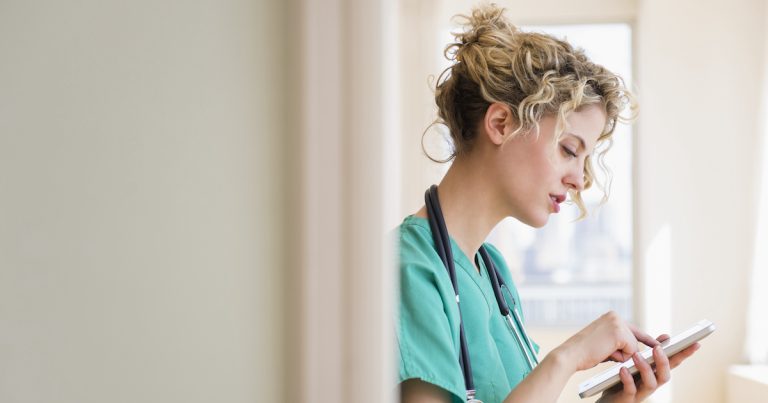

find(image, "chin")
[520,213,549,228]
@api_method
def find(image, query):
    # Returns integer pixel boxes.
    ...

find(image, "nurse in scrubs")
[396,4,700,403]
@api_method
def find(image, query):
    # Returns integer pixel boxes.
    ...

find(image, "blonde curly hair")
[430,4,637,218]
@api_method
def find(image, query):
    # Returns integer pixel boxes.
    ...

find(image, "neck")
[433,156,505,267]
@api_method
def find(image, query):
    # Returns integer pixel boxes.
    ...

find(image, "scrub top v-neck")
[396,215,538,403]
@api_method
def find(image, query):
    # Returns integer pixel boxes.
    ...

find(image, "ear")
[483,102,516,146]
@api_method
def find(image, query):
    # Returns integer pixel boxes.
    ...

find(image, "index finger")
[628,324,661,348]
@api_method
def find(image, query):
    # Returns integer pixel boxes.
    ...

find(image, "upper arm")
[400,379,452,403]
[398,230,465,403]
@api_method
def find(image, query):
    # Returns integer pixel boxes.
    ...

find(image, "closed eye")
[561,145,577,158]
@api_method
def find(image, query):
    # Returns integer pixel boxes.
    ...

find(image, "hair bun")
[453,4,517,50]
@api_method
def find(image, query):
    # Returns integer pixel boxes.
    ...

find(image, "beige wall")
[0,1,291,402]
[295,0,397,401]
[727,365,768,403]
[0,0,399,401]
[636,1,766,402]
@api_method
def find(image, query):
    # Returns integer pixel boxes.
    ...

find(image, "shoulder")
[398,215,432,251]
[396,216,456,304]
[397,216,441,272]
[396,217,466,402]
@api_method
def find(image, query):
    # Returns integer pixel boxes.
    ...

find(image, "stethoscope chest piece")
[466,389,482,403]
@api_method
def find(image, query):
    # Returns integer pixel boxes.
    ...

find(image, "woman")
[397,5,700,403]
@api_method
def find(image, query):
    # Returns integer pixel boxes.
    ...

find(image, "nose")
[563,164,586,192]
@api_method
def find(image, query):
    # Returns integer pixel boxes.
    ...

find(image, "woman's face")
[495,104,606,227]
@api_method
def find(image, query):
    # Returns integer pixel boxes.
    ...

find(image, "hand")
[557,311,657,372]
[603,324,663,363]
[596,334,702,403]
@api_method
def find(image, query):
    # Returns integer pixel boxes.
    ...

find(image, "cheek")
[496,142,558,191]
[528,153,559,182]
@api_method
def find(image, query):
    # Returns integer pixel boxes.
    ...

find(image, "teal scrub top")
[397,215,539,403]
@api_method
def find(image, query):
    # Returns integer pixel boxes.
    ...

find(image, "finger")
[608,350,631,362]
[633,352,657,392]
[618,366,637,396]
[629,324,661,348]
[653,345,672,385]
[668,343,701,369]
[656,334,671,344]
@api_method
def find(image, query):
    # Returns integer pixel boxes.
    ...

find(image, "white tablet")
[577,319,716,399]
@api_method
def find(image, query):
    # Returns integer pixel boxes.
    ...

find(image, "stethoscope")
[425,185,539,402]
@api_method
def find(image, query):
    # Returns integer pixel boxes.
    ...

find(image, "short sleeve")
[397,227,465,403]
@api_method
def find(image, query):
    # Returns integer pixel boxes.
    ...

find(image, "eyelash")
[561,145,577,158]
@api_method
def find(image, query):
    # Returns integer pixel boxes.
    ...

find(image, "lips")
[549,194,566,213]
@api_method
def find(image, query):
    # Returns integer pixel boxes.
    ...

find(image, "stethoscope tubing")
[425,186,476,393]
[482,245,539,368]
[424,185,538,401]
